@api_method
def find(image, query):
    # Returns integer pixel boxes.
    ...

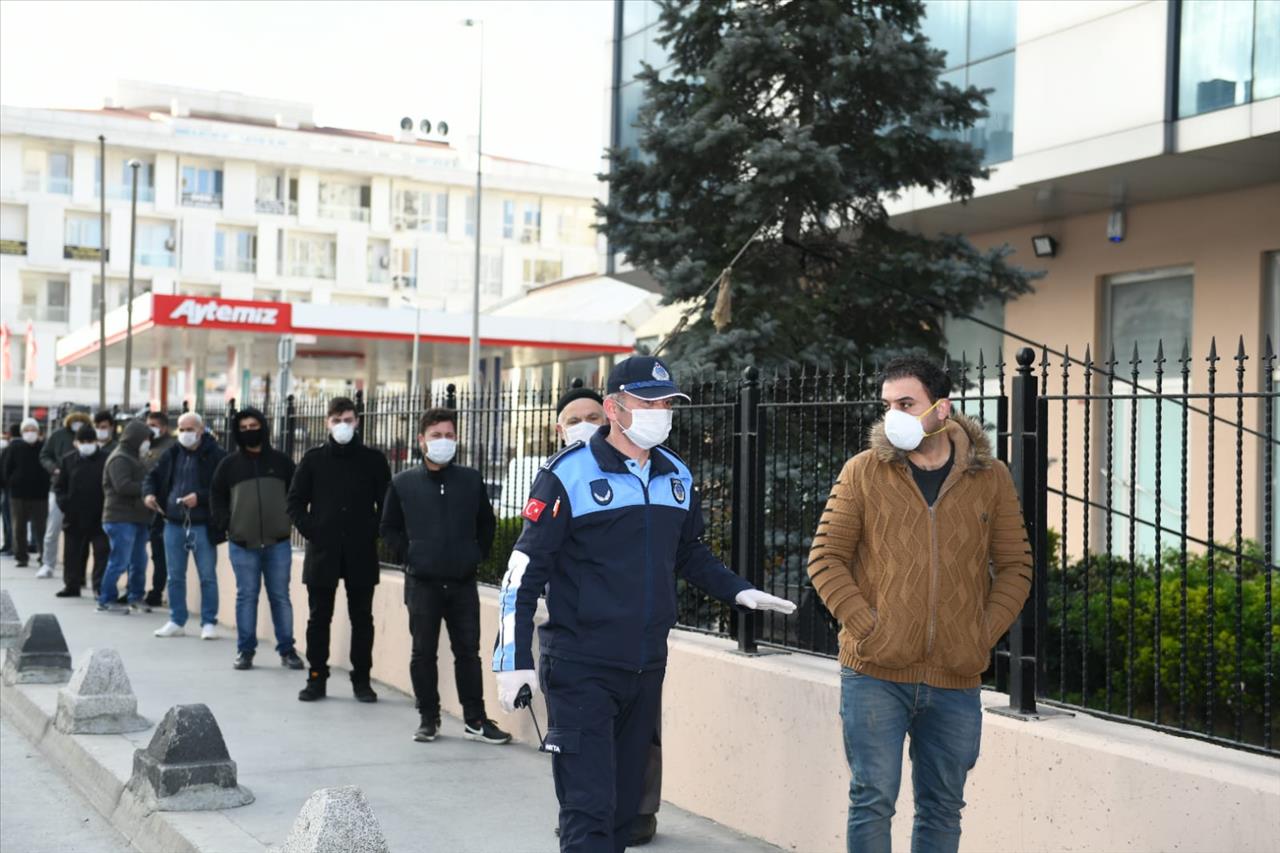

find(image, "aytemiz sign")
[152,295,292,333]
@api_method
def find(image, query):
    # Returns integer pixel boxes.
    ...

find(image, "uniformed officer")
[494,356,795,853]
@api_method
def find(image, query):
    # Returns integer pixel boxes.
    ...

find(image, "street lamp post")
[398,292,421,397]
[97,135,107,410]
[122,159,140,411]
[465,17,484,396]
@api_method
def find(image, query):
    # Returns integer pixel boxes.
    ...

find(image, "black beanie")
[555,387,604,416]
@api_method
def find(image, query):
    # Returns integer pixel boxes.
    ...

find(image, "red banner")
[152,295,292,333]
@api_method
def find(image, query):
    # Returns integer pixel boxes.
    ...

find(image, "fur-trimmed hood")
[63,411,92,431]
[868,410,994,473]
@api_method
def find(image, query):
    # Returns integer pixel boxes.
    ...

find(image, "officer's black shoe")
[352,679,378,703]
[298,673,327,702]
[233,652,254,670]
[144,590,163,608]
[280,650,305,670]
[413,717,438,742]
[464,718,512,745]
[629,814,658,846]
[116,593,128,605]
[55,588,80,598]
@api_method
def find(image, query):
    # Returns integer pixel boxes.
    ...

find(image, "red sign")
[153,295,292,333]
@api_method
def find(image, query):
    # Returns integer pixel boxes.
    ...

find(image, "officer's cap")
[606,356,689,401]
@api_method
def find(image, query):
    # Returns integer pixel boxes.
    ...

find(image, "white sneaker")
[154,621,186,638]
[35,566,54,579]
[200,624,217,641]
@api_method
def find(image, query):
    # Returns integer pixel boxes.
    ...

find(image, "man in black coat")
[380,407,507,745]
[287,396,391,703]
[4,418,49,567]
[53,424,109,597]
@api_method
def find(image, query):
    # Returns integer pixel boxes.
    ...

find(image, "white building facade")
[0,81,603,413]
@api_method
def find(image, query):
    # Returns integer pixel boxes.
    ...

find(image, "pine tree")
[600,0,1037,372]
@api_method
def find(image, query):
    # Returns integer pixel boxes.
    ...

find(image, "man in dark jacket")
[380,407,507,745]
[143,410,176,608]
[211,407,303,671]
[100,420,153,613]
[39,409,92,578]
[0,423,20,555]
[287,396,390,703]
[54,424,109,598]
[144,412,227,639]
[5,417,50,568]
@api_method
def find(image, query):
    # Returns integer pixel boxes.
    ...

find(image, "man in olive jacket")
[99,420,154,612]
[380,407,506,745]
[808,356,1032,853]
[287,396,390,703]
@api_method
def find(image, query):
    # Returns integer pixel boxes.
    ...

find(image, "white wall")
[25,199,62,264]
[222,159,256,220]
[153,153,177,213]
[296,170,318,225]
[179,211,217,278]
[70,143,96,205]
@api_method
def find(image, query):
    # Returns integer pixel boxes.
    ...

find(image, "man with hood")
[807,356,1032,853]
[211,407,304,671]
[145,412,227,639]
[99,420,153,613]
[39,408,93,578]
[287,396,390,703]
[5,417,50,568]
[54,424,109,598]
[0,423,15,555]
[143,410,176,608]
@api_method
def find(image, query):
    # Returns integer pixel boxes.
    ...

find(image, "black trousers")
[305,581,375,681]
[148,516,167,594]
[405,576,485,722]
[10,496,47,564]
[540,656,665,853]
[63,529,109,593]
[637,713,662,817]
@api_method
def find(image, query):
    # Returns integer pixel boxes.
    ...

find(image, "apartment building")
[0,81,604,412]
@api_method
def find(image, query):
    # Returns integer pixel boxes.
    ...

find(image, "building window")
[91,277,137,323]
[286,233,337,279]
[920,0,1017,164]
[116,159,156,202]
[64,212,108,261]
[1178,0,1280,117]
[319,180,371,222]
[20,277,69,324]
[256,171,298,215]
[391,246,418,289]
[367,239,390,284]
[559,205,597,247]
[1,203,27,255]
[521,202,542,244]
[48,152,72,194]
[465,194,477,238]
[502,200,516,239]
[446,251,502,297]
[393,189,447,232]
[180,165,223,208]
[522,259,562,286]
[23,150,72,194]
[55,365,100,390]
[137,219,176,268]
[215,227,257,273]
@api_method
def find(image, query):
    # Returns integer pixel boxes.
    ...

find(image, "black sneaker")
[298,673,327,702]
[280,650,305,670]
[95,602,129,614]
[629,814,658,847]
[14,561,28,568]
[144,590,164,608]
[233,652,254,670]
[129,601,152,614]
[55,588,81,598]
[352,680,378,703]
[413,717,438,742]
[464,718,512,745]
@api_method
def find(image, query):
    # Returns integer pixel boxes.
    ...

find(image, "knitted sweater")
[807,412,1032,689]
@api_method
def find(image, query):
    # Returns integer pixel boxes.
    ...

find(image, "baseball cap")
[606,356,689,401]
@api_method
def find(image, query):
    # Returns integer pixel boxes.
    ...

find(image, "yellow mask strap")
[920,399,947,437]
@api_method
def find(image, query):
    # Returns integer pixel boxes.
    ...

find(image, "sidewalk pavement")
[0,555,783,853]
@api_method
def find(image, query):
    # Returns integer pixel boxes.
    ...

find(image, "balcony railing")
[181,191,223,209]
[320,204,371,223]
[63,245,109,262]
[0,239,26,255]
[216,257,256,274]
[138,251,176,268]
[97,183,156,203]
[22,175,72,194]
[288,262,336,279]
[369,267,391,284]
[255,198,298,216]
[16,304,69,324]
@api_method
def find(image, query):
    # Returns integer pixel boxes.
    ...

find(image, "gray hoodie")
[102,420,152,524]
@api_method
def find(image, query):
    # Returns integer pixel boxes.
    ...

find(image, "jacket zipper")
[254,455,264,549]
[917,466,962,657]
[636,471,652,672]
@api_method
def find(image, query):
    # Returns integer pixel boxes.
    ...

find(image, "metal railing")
[181,191,223,208]
[287,262,336,280]
[215,256,256,274]
[320,203,371,223]
[255,198,298,215]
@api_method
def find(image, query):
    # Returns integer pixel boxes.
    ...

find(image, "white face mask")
[150,426,161,438]
[619,403,672,450]
[77,442,97,457]
[563,421,600,447]
[883,400,944,452]
[424,437,457,465]
[139,440,151,456]
[330,422,355,445]
[0,439,8,451]
[96,427,112,442]
[178,431,200,449]
[21,430,39,444]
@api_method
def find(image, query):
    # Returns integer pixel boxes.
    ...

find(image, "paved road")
[0,716,133,853]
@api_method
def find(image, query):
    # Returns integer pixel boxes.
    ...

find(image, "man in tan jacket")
[808,356,1031,853]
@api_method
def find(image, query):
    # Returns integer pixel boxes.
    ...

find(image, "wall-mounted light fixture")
[1031,234,1057,258]
[1107,209,1125,243]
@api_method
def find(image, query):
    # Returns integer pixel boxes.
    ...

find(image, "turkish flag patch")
[522,498,547,523]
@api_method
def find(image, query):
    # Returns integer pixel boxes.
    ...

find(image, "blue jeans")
[840,669,982,853]
[163,521,219,627]
[228,540,295,655]
[100,522,148,606]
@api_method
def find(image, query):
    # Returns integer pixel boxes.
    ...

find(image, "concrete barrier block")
[55,648,150,734]
[275,786,390,853]
[0,589,19,646]
[126,703,253,811]
[2,613,72,684]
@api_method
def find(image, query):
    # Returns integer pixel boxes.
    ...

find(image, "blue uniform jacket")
[493,425,750,673]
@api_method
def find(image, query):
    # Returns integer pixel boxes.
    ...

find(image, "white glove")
[496,669,539,713]
[735,588,797,614]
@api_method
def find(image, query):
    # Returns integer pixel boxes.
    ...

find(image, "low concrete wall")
[191,547,1277,853]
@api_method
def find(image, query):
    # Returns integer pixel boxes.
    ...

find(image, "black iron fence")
[139,333,1273,755]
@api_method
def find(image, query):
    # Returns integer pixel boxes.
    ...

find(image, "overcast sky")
[0,0,615,174]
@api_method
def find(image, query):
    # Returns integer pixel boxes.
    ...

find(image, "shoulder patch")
[542,440,586,471]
